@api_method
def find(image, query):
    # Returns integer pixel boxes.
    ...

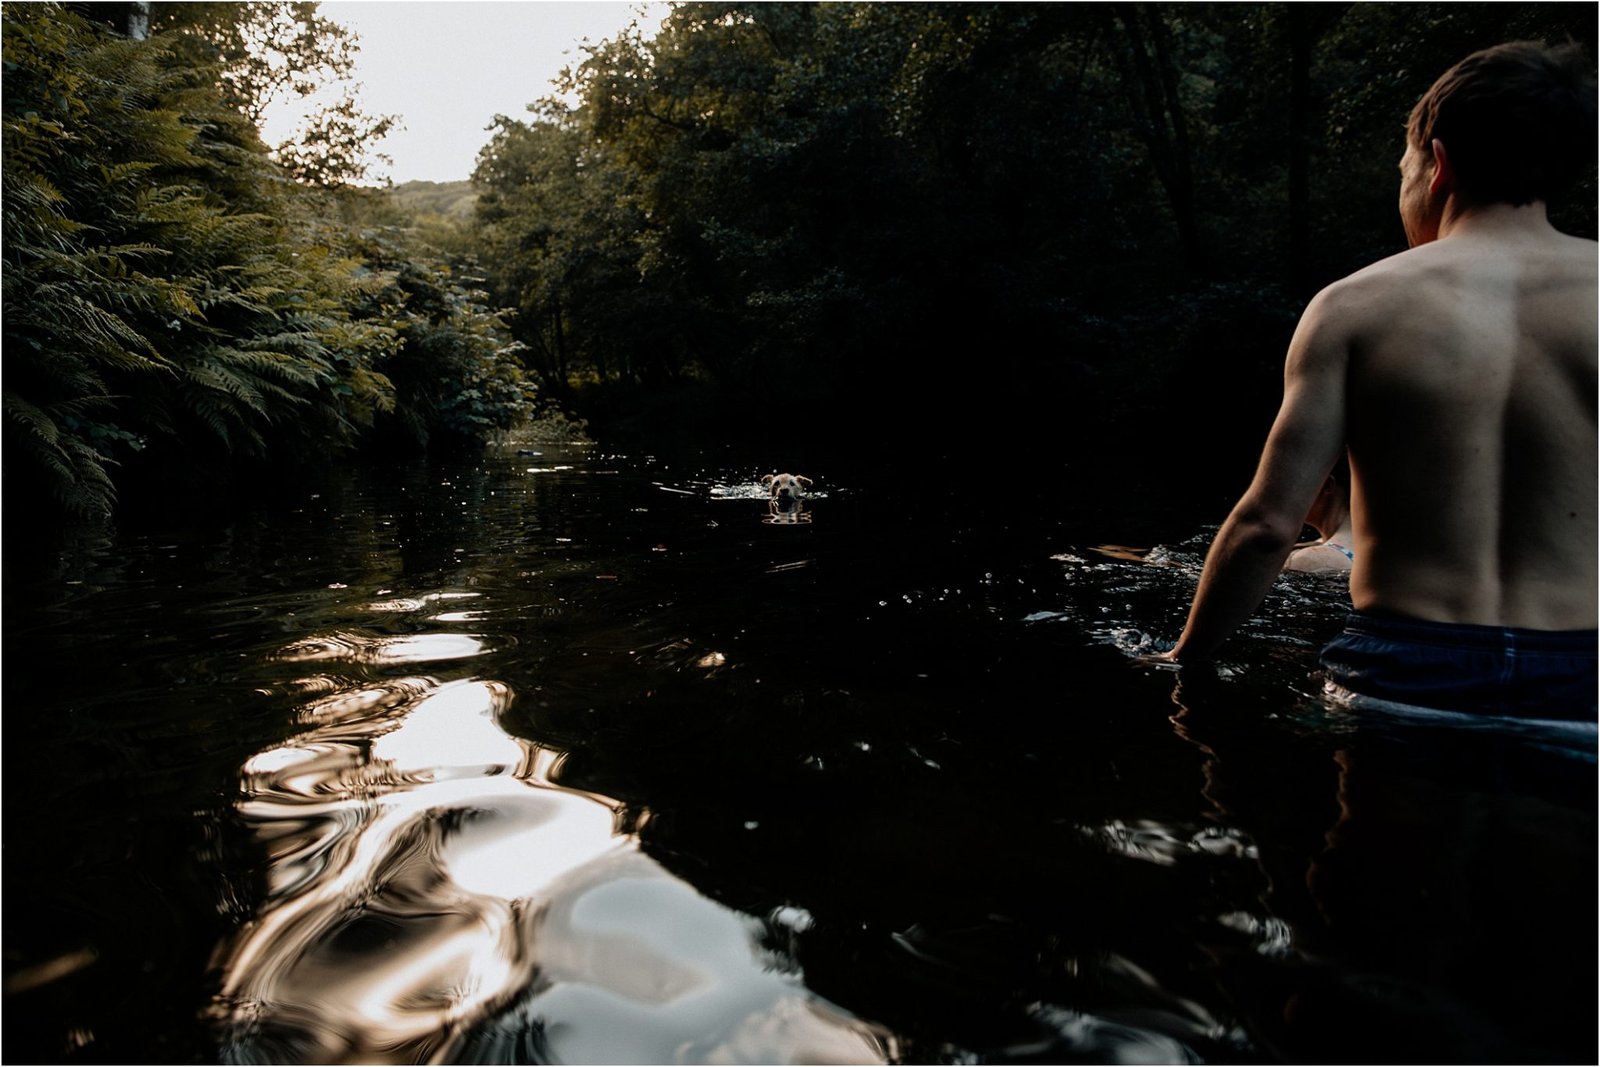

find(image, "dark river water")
[4,442,1595,1064]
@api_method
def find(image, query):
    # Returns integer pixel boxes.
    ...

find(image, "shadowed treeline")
[5,3,1594,526]
[472,2,1596,499]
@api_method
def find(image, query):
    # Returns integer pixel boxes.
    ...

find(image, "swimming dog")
[761,473,812,506]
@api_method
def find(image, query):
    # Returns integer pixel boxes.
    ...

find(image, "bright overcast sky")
[261,2,668,185]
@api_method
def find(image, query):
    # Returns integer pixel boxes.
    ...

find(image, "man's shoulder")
[1327,231,1597,309]
[1330,244,1444,296]
[1332,229,1597,292]
[1550,232,1600,284]
[1301,251,1428,330]
[1544,229,1600,260]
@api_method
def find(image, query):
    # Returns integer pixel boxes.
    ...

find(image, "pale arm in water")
[1166,287,1352,663]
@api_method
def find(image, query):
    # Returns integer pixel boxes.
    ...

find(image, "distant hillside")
[389,180,478,221]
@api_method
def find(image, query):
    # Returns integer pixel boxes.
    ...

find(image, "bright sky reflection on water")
[212,621,891,1064]
[275,630,490,665]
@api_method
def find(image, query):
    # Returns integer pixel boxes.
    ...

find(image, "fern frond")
[185,358,267,415]
[3,392,64,447]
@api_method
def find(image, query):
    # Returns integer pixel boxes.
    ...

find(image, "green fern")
[5,5,520,516]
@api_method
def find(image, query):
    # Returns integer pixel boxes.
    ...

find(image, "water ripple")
[213,665,890,1064]
[273,631,492,666]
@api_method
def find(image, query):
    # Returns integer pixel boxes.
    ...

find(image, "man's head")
[1405,41,1596,210]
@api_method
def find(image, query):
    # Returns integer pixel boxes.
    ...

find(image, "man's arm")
[1168,287,1354,663]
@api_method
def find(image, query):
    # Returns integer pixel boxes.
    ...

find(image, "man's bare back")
[1164,41,1596,716]
[1335,213,1598,630]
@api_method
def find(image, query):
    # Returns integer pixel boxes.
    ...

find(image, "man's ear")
[1428,138,1454,196]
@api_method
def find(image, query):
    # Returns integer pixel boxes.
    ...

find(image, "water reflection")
[459,852,892,1065]
[763,498,812,525]
[1161,670,1598,1062]
[365,591,482,613]
[13,448,1592,1062]
[212,626,890,1064]
[274,631,492,666]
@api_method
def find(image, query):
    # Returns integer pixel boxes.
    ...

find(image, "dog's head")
[761,473,812,503]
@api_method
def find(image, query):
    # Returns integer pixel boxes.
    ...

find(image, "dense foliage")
[3,3,531,519]
[331,197,537,453]
[472,3,1595,487]
[8,3,1592,521]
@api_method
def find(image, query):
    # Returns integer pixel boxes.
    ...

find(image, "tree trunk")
[70,2,149,38]
[1286,8,1313,296]
[1285,4,1349,296]
[1109,4,1206,278]
[553,304,570,393]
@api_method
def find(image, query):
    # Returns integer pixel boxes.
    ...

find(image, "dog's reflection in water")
[764,497,812,525]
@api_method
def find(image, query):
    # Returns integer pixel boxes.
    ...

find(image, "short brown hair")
[1407,41,1596,206]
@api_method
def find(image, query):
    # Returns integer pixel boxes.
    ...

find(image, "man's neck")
[1437,199,1553,241]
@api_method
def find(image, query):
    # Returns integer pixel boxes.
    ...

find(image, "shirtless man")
[1162,42,1597,719]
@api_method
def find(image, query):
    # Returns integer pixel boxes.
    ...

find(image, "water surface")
[5,444,1594,1063]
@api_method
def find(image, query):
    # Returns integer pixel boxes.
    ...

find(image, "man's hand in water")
[1133,647,1224,676]
[1128,636,1182,670]
[1135,652,1233,695]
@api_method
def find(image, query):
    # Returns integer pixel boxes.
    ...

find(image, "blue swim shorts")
[1320,610,1598,721]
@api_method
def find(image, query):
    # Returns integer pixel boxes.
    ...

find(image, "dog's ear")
[797,476,813,487]
[761,474,775,486]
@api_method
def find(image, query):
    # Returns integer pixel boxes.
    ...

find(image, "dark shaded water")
[5,443,1595,1064]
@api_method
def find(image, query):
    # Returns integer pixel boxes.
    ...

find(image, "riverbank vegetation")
[473,2,1594,491]
[6,3,1594,524]
[3,3,534,519]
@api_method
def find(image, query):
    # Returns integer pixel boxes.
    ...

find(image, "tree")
[3,4,394,515]
[146,2,396,187]
[1105,3,1207,277]
[332,191,537,452]
[1284,4,1350,295]
[466,2,1596,476]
